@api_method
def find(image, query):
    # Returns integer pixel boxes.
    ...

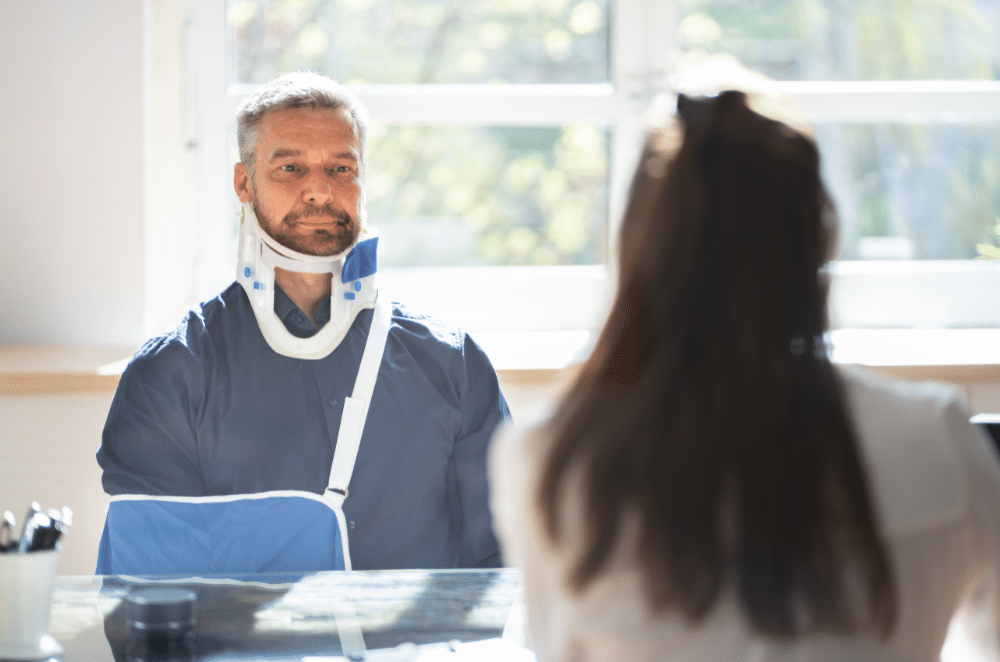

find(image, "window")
[170,0,1000,357]
[678,0,1000,262]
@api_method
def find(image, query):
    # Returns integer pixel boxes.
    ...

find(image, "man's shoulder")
[387,300,467,351]
[384,299,500,377]
[126,283,248,377]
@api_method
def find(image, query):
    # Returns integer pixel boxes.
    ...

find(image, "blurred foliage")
[814,122,1000,260]
[230,0,609,84]
[678,0,1000,260]
[365,124,608,266]
[677,0,1000,80]
[977,218,1000,260]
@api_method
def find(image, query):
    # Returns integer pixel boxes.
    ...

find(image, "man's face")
[234,107,364,256]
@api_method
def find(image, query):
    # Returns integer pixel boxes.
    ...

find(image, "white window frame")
[150,0,1000,361]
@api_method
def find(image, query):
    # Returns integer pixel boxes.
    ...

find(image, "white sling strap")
[324,296,392,567]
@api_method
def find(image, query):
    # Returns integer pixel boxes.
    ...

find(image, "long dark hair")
[539,90,896,638]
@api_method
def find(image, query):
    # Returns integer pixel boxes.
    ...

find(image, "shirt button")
[328,399,337,407]
[349,521,355,530]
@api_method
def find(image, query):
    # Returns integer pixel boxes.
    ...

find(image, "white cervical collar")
[236,201,379,360]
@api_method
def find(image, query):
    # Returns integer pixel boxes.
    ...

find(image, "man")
[96,72,509,573]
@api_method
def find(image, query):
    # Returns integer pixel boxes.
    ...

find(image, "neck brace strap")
[236,202,379,360]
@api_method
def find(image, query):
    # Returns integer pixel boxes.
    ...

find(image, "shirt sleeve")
[489,416,560,660]
[96,339,205,497]
[451,332,511,568]
[488,419,529,568]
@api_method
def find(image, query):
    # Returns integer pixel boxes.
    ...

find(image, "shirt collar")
[273,285,332,338]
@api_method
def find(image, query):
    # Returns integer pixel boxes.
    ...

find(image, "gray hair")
[236,71,370,181]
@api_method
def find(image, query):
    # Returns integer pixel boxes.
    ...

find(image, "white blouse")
[489,366,1000,662]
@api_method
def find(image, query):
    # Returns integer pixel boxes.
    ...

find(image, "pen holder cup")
[0,548,62,660]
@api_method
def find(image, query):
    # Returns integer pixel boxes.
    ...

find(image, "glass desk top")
[38,568,527,662]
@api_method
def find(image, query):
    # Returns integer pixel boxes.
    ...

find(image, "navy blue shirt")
[97,283,510,569]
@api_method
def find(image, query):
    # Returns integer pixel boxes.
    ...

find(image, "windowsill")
[5,328,1000,395]
[474,330,595,371]
[0,345,133,395]
[484,328,1000,378]
[828,328,1000,383]
[485,328,1000,383]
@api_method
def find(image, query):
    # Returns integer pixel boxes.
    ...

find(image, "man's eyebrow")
[267,148,358,162]
[330,150,359,162]
[268,148,302,161]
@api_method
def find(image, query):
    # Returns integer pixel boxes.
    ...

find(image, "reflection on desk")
[46,569,529,662]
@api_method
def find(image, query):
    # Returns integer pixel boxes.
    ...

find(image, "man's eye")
[280,165,297,172]
[330,165,350,174]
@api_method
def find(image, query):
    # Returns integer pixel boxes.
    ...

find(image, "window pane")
[229,0,610,85]
[366,124,609,266]
[678,0,1000,81]
[817,122,1000,260]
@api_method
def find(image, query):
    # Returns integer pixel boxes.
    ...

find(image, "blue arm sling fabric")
[97,493,346,575]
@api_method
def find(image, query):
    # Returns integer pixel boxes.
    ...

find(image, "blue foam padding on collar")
[342,236,378,283]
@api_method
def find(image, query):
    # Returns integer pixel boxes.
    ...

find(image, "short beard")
[254,201,361,257]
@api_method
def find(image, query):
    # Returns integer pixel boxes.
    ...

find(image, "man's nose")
[302,172,333,204]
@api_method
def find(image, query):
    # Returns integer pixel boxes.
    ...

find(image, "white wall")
[0,392,114,575]
[0,0,145,346]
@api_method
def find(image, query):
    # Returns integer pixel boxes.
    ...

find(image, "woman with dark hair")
[490,90,1000,661]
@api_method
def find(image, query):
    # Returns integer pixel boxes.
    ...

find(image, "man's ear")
[234,162,253,202]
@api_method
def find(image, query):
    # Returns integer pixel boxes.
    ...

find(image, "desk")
[40,569,525,661]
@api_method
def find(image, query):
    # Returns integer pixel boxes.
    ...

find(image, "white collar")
[236,202,379,360]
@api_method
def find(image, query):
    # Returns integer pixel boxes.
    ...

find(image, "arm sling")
[96,296,392,575]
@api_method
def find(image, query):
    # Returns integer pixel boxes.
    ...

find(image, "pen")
[16,501,40,549]
[54,506,73,549]
[33,508,69,551]
[0,510,14,551]
[15,502,40,553]
[30,509,59,552]
[18,511,50,554]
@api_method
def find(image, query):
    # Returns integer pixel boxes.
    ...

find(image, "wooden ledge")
[0,372,122,395]
[0,346,132,395]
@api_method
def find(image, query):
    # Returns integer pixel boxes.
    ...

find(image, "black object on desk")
[123,588,198,662]
[971,414,1000,457]
[125,587,197,640]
